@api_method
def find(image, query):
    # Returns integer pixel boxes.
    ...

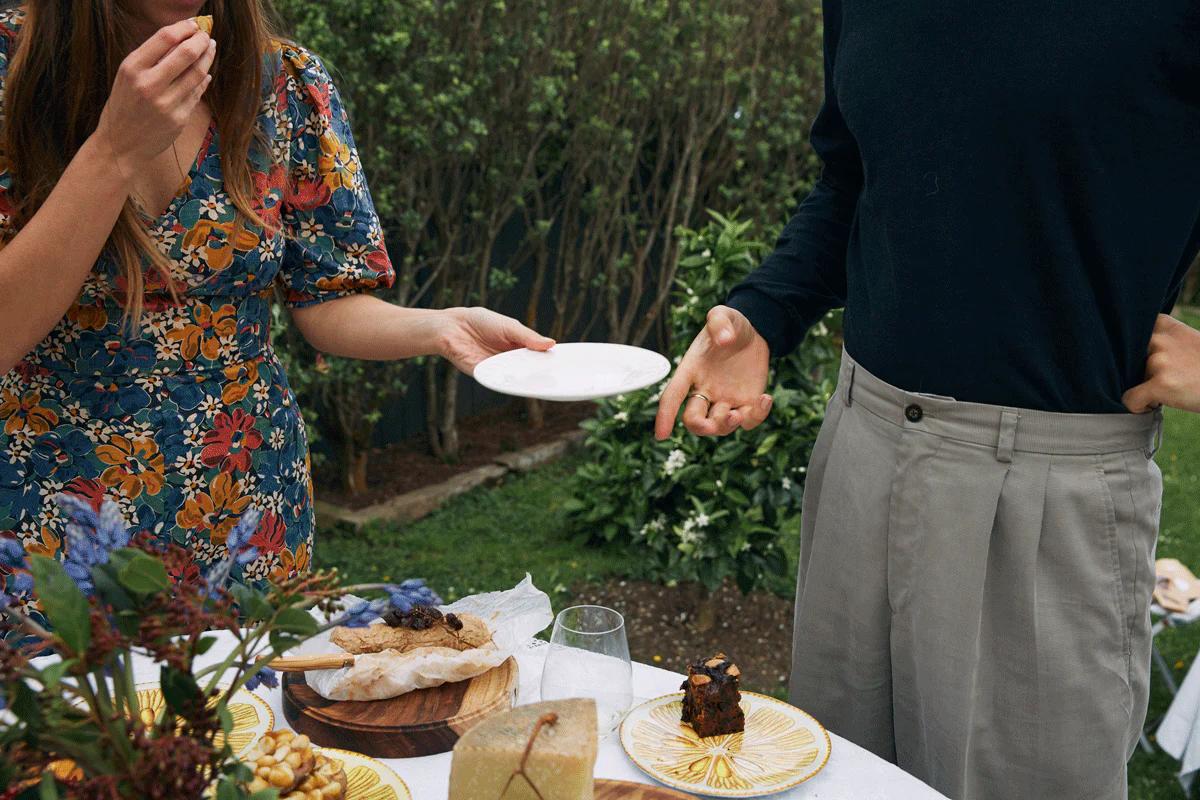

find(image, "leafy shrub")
[566,212,840,594]
[270,0,826,481]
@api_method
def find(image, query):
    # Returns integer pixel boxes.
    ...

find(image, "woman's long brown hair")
[4,0,276,325]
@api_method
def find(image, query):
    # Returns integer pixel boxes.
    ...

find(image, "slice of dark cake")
[679,652,745,738]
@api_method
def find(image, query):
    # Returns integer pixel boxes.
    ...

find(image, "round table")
[48,631,950,799]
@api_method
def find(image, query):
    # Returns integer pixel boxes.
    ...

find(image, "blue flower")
[202,508,262,595]
[56,495,131,595]
[29,428,95,481]
[385,579,442,614]
[225,508,261,565]
[244,666,278,692]
[0,537,26,569]
[9,572,33,596]
[335,599,388,629]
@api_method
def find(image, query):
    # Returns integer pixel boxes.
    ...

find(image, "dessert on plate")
[448,698,598,800]
[680,652,745,738]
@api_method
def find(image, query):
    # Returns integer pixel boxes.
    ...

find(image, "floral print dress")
[0,9,393,615]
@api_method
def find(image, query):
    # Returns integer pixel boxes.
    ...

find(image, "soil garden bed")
[572,578,795,697]
[315,401,596,510]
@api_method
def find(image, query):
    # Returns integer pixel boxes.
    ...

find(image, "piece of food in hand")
[679,652,745,738]
[245,729,318,795]
[193,14,213,34]
[330,608,491,655]
[448,698,598,800]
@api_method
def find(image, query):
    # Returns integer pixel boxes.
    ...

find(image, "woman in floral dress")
[0,3,552,616]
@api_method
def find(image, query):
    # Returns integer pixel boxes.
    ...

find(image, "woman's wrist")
[81,128,137,192]
[431,307,468,359]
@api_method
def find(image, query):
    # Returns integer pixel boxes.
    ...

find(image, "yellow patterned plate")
[50,682,274,782]
[134,681,275,757]
[619,691,831,797]
[316,748,412,800]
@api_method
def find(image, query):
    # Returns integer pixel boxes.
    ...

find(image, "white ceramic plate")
[619,691,832,797]
[473,342,671,402]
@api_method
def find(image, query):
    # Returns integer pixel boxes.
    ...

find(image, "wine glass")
[540,605,633,736]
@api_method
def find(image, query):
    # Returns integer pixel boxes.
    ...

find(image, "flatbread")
[329,612,492,655]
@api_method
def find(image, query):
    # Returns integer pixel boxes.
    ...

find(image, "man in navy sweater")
[656,2,1200,797]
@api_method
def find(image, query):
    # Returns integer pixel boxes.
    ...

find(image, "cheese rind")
[448,699,597,800]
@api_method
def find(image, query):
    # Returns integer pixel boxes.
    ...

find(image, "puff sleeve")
[276,47,394,307]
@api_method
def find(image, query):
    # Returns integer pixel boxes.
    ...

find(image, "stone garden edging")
[314,429,587,530]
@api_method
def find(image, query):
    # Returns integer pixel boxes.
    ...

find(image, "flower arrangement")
[0,495,439,799]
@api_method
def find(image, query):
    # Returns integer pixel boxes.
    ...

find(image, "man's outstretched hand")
[654,306,772,440]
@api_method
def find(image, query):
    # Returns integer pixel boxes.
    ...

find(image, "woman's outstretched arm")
[290,295,554,375]
[0,19,213,374]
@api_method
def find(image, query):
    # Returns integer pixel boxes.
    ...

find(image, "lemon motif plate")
[619,691,831,797]
[50,683,274,782]
[134,681,275,756]
[316,748,412,800]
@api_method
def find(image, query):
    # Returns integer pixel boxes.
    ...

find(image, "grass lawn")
[1128,312,1200,799]
[314,456,628,609]
[317,316,1200,798]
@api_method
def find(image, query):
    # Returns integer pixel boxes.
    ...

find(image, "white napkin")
[1156,651,1200,791]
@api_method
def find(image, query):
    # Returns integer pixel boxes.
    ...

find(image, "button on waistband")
[905,403,924,423]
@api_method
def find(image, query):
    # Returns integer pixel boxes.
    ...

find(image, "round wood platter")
[595,780,698,799]
[281,657,517,758]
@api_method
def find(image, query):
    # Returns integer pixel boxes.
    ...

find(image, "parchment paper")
[294,574,553,701]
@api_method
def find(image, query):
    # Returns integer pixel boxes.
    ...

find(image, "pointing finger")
[654,369,692,440]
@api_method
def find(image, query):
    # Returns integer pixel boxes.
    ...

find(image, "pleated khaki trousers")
[792,351,1163,800]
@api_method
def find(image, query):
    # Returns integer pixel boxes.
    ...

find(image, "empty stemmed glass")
[539,605,633,736]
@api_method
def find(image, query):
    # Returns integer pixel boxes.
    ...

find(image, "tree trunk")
[439,362,461,461]
[341,440,369,497]
[685,582,716,634]
[425,359,444,459]
[526,398,544,429]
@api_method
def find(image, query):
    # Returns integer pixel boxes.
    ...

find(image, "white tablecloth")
[57,631,948,799]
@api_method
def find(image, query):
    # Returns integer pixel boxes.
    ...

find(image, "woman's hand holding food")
[92,18,215,181]
[655,305,772,439]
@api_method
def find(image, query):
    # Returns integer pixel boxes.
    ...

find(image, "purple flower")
[244,666,278,692]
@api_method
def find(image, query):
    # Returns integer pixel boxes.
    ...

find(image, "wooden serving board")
[281,657,517,758]
[595,780,698,799]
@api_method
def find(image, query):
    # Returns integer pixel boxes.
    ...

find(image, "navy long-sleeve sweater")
[727,1,1200,412]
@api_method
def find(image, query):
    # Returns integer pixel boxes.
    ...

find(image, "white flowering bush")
[566,213,840,593]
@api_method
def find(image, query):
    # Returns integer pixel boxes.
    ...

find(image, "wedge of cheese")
[448,699,597,800]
